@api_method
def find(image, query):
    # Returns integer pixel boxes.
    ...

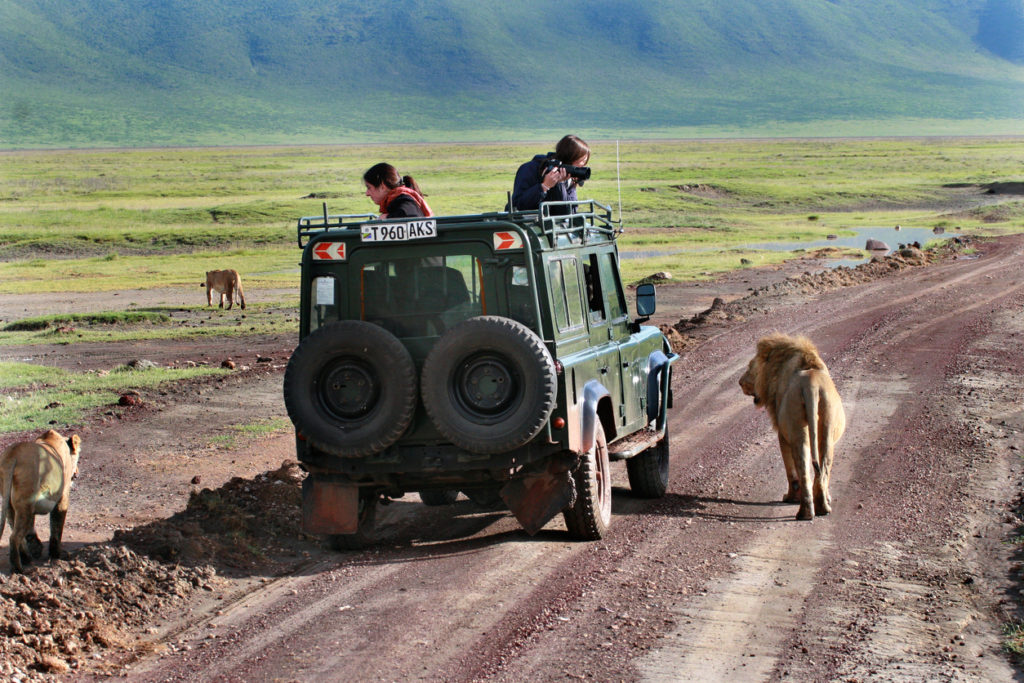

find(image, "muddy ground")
[1,236,1023,681]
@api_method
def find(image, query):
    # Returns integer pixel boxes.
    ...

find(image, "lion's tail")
[803,374,822,476]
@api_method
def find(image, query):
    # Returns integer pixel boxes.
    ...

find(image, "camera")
[543,159,591,184]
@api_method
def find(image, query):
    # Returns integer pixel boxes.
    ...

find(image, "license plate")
[361,219,437,242]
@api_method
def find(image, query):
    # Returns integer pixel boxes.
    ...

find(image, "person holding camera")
[510,135,591,214]
[364,162,433,219]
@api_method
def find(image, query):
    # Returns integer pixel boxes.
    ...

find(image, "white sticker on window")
[314,277,335,306]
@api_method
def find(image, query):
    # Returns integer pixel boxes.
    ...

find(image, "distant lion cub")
[1,429,82,573]
[205,269,246,310]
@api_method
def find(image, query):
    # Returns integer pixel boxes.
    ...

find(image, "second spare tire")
[420,316,556,454]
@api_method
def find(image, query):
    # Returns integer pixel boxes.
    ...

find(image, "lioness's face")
[739,358,760,405]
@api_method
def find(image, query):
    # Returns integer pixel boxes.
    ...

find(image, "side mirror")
[636,282,656,317]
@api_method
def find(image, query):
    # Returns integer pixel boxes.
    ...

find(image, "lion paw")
[796,505,814,521]
[26,533,43,559]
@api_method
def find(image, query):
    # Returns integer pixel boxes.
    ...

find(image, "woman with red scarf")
[363,163,433,219]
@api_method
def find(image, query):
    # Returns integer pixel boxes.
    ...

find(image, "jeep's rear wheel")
[626,429,671,498]
[563,422,612,540]
[421,316,556,454]
[419,489,460,506]
[283,321,417,457]
[326,491,379,551]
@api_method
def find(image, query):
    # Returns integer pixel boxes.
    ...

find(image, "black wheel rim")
[318,357,380,420]
[452,352,520,419]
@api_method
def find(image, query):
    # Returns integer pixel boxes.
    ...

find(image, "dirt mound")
[671,183,731,198]
[113,461,306,571]
[0,546,217,680]
[0,462,307,681]
[675,237,970,334]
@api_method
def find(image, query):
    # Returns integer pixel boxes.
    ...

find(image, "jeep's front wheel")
[283,321,417,457]
[421,316,556,454]
[563,422,612,540]
[626,429,671,498]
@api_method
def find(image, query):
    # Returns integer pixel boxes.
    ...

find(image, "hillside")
[1,0,1023,147]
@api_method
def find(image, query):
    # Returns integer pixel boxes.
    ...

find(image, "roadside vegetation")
[0,305,296,346]
[0,361,227,433]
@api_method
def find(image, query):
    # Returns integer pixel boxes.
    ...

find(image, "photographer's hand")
[541,166,568,192]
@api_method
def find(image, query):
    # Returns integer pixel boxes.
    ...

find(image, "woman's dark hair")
[554,135,590,165]
[363,162,423,194]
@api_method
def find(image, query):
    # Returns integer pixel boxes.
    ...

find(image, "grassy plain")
[1,137,1022,294]
[0,137,1021,432]
[0,361,227,433]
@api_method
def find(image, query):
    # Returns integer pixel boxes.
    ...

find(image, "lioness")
[0,429,82,573]
[205,269,246,310]
[739,334,845,520]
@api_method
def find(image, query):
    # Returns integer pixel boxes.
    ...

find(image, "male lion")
[739,334,845,520]
[205,269,246,310]
[0,429,82,573]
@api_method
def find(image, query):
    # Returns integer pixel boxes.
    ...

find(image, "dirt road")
[3,237,1024,681]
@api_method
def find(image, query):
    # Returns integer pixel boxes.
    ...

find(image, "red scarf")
[379,186,433,217]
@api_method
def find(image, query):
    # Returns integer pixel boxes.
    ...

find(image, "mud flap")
[500,453,578,536]
[302,478,359,534]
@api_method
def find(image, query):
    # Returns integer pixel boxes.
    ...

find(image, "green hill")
[1,0,1023,147]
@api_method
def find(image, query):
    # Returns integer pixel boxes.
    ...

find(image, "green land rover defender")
[283,200,677,548]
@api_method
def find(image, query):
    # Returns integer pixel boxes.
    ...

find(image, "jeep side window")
[598,252,628,320]
[584,254,604,322]
[506,265,536,327]
[548,257,585,332]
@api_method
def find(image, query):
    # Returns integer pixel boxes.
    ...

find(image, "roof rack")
[537,200,617,248]
[296,200,619,249]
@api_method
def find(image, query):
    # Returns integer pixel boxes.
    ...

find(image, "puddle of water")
[623,227,959,268]
[742,226,954,254]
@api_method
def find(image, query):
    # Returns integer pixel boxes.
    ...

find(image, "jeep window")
[360,255,483,337]
[598,252,628,321]
[506,265,536,327]
[548,256,585,332]
[309,275,337,333]
[584,255,604,322]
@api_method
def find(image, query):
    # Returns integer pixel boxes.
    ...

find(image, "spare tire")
[283,321,417,457]
[421,316,556,454]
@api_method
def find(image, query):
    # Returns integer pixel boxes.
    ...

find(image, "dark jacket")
[384,194,424,219]
[511,153,577,214]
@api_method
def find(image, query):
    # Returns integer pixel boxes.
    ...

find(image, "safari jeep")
[283,200,677,548]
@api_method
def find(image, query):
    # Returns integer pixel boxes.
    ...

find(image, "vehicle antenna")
[616,140,625,231]
[322,201,328,224]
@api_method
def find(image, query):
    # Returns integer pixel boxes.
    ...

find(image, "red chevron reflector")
[313,242,346,260]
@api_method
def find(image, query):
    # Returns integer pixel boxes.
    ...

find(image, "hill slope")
[1,0,1023,147]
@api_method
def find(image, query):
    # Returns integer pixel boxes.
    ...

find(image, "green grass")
[208,417,292,450]
[0,305,297,346]
[0,249,298,294]
[1,139,1022,297]
[1005,622,1024,659]
[3,311,170,331]
[0,361,227,433]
